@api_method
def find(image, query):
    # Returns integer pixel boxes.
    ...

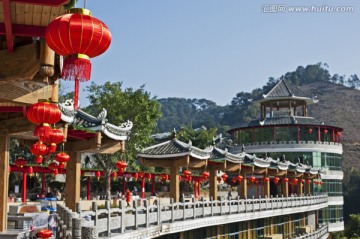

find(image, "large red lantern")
[45,8,112,110]
[14,157,27,168]
[41,128,64,153]
[55,152,70,168]
[26,102,61,125]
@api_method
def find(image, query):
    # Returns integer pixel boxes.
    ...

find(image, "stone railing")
[294,224,329,239]
[55,194,328,239]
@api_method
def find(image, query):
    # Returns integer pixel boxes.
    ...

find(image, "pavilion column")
[282,178,289,197]
[0,135,9,231]
[141,177,145,198]
[264,178,270,198]
[151,175,155,195]
[297,179,303,196]
[209,168,217,200]
[305,181,311,195]
[87,176,91,200]
[193,181,197,199]
[22,171,27,203]
[170,166,180,202]
[41,173,46,194]
[240,173,247,199]
[198,180,201,198]
[122,176,126,195]
[65,151,81,211]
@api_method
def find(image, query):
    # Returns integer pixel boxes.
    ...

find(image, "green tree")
[85,81,162,198]
[345,214,360,238]
[177,124,217,149]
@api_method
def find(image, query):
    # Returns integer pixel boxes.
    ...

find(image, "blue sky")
[64,0,360,106]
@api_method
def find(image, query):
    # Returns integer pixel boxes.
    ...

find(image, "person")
[228,191,232,200]
[46,187,54,198]
[55,190,61,201]
[126,189,131,207]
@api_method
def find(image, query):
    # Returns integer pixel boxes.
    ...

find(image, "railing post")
[76,202,82,217]
[210,197,213,216]
[62,225,67,239]
[182,197,185,221]
[72,217,84,239]
[119,200,125,233]
[134,200,138,230]
[236,196,240,213]
[67,211,74,230]
[170,198,174,223]
[157,198,162,225]
[57,220,64,239]
[145,200,150,228]
[192,198,196,219]
[252,196,255,212]
[201,197,205,217]
[106,200,111,236]
[92,202,98,226]
[220,197,223,215]
[82,226,98,239]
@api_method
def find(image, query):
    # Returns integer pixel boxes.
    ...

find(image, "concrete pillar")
[264,178,270,198]
[170,166,179,202]
[297,180,303,196]
[209,168,218,200]
[65,151,81,211]
[240,173,247,199]
[81,226,97,239]
[0,135,9,231]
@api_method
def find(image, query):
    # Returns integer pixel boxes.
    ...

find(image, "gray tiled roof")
[264,80,311,99]
[141,139,189,155]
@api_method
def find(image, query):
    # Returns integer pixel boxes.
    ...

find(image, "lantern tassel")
[62,57,92,82]
[74,78,79,110]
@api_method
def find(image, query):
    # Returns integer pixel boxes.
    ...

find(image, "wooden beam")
[11,0,70,6]
[187,159,206,169]
[0,117,35,136]
[3,0,14,52]
[0,135,9,231]
[65,138,121,154]
[209,168,217,200]
[170,166,180,202]
[0,24,46,37]
[140,157,188,168]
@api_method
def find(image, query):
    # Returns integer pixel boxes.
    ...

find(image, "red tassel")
[62,57,92,81]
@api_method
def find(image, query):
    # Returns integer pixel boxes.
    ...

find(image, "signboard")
[83,172,95,177]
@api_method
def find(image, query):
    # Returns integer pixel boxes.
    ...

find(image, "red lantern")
[221,173,228,180]
[27,166,33,177]
[249,176,256,183]
[236,175,243,182]
[263,177,270,182]
[26,102,61,125]
[55,152,70,168]
[133,172,139,181]
[46,8,112,110]
[300,179,305,183]
[184,170,191,177]
[324,129,328,134]
[146,173,152,181]
[291,178,298,185]
[202,171,209,179]
[138,172,145,179]
[306,179,312,184]
[95,171,101,181]
[111,171,117,181]
[283,178,289,183]
[41,128,64,153]
[48,162,59,171]
[337,132,342,137]
[37,229,53,239]
[14,157,27,168]
[116,161,127,170]
[30,141,49,164]
[273,177,280,185]
[308,128,313,134]
[53,168,59,176]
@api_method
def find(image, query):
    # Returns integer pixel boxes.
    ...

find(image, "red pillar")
[332,130,335,142]
[151,175,155,195]
[318,127,321,141]
[297,126,300,142]
[193,181,197,199]
[87,176,91,200]
[198,180,201,198]
[41,173,46,194]
[141,177,145,198]
[22,172,27,203]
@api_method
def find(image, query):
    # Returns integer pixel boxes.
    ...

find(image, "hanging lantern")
[283,178,289,183]
[37,229,53,239]
[111,171,117,181]
[308,128,313,134]
[26,101,61,125]
[48,162,59,171]
[249,176,256,183]
[116,161,127,171]
[30,141,49,164]
[53,168,59,176]
[133,172,139,181]
[27,166,33,177]
[263,177,270,182]
[300,179,305,183]
[291,178,298,185]
[184,170,191,177]
[55,152,70,168]
[221,173,228,181]
[201,171,209,179]
[306,179,312,184]
[41,128,64,153]
[14,157,27,168]
[273,177,280,185]
[324,129,328,134]
[146,173,152,181]
[236,175,243,183]
[95,171,101,181]
[337,132,342,137]
[138,172,145,179]
[45,8,112,110]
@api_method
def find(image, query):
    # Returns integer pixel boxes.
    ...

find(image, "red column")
[297,126,300,142]
[332,130,335,142]
[87,176,91,200]
[141,177,145,198]
[122,176,126,195]
[318,127,321,141]
[22,172,27,203]
[41,173,46,194]
[193,181,197,199]
[151,175,155,195]
[198,180,201,198]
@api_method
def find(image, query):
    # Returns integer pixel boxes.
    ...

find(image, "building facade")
[228,80,344,233]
